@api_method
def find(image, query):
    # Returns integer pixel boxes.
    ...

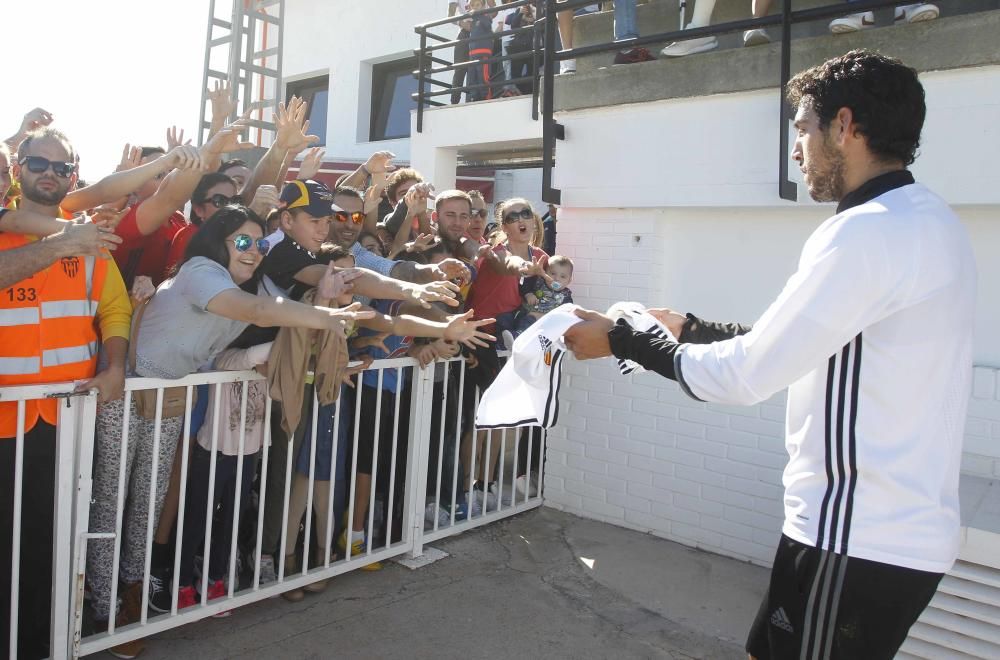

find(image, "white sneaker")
[559,59,577,74]
[829,11,875,33]
[515,473,539,499]
[894,3,939,23]
[743,28,771,47]
[660,35,718,58]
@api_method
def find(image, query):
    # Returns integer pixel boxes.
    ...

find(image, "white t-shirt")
[677,183,976,573]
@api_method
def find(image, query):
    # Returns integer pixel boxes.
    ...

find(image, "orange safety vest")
[0,233,107,437]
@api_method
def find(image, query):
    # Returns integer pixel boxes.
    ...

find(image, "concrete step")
[897,636,982,660]
[930,591,1000,628]
[952,559,1000,591]
[908,620,1000,659]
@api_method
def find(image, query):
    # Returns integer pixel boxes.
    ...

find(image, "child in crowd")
[465,0,495,102]
[499,255,574,350]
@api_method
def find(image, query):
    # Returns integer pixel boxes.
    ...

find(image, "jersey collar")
[836,170,915,214]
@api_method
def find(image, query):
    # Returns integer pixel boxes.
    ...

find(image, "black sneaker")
[148,565,172,613]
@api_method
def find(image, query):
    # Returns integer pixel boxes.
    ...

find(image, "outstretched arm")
[0,221,122,290]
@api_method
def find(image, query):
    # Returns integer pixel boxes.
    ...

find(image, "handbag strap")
[127,293,154,374]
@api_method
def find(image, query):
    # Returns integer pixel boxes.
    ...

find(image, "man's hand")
[50,222,123,258]
[429,258,471,284]
[297,147,325,181]
[563,308,615,360]
[202,114,255,157]
[408,280,461,308]
[525,292,538,307]
[166,126,191,150]
[208,80,237,123]
[248,184,280,219]
[364,151,396,175]
[647,308,686,340]
[405,233,436,254]
[409,343,438,368]
[352,332,390,354]
[431,339,461,360]
[116,144,142,173]
[443,310,497,349]
[162,144,206,172]
[320,301,376,333]
[363,180,387,213]
[76,365,125,404]
[19,107,54,135]
[274,96,320,152]
[88,204,131,230]
[317,264,364,301]
[341,355,373,387]
[403,182,434,217]
[129,276,155,306]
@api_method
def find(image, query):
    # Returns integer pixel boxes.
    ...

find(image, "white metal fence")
[1,354,544,659]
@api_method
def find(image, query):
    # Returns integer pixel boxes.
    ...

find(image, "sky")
[1,0,207,181]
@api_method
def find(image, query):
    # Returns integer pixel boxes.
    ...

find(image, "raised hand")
[363,179,387,213]
[364,150,396,175]
[297,147,326,181]
[403,182,435,216]
[202,113,255,156]
[163,144,205,172]
[116,144,142,173]
[166,125,191,150]
[20,107,54,134]
[274,96,320,152]
[208,80,237,123]
[409,280,461,308]
[405,233,436,254]
[517,253,548,279]
[443,310,497,350]
[248,184,280,219]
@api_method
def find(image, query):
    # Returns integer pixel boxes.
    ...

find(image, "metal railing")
[413,0,547,132]
[2,354,545,658]
[533,0,970,204]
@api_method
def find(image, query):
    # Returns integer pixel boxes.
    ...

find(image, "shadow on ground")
[138,508,769,659]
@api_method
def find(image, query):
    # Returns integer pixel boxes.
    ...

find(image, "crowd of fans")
[0,89,574,658]
[445,0,944,96]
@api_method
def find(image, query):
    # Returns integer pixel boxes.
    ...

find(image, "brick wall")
[543,208,1000,568]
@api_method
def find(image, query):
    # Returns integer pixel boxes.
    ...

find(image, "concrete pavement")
[136,508,769,659]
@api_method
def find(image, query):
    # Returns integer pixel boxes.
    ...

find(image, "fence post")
[403,363,436,559]
[50,392,97,659]
[417,28,427,133]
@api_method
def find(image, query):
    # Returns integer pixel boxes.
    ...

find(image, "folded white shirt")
[605,301,676,375]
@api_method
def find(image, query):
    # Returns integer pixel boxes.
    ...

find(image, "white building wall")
[545,64,1000,566]
[282,0,454,162]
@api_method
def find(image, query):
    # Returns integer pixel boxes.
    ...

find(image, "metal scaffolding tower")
[198,0,285,146]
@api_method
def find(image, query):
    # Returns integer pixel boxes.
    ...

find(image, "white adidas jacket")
[676,182,976,573]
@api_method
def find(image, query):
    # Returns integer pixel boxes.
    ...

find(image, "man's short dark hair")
[140,146,166,159]
[320,243,354,263]
[18,127,76,164]
[786,49,925,166]
[219,159,249,173]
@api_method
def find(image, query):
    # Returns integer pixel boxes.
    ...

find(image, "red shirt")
[113,204,189,288]
[466,243,548,329]
[166,222,197,279]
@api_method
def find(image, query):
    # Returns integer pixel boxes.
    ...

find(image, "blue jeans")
[614,0,639,41]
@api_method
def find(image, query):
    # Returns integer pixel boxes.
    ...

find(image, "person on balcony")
[557,0,655,74]
[565,50,974,660]
[449,0,498,104]
[829,1,938,33]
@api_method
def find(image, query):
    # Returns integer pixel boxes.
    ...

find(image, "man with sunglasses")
[0,127,135,659]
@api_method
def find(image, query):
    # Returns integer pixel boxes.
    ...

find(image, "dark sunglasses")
[334,211,365,225]
[502,207,533,224]
[19,156,76,178]
[232,234,270,256]
[208,193,242,207]
[471,209,487,218]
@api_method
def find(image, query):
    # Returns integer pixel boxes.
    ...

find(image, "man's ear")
[834,106,855,145]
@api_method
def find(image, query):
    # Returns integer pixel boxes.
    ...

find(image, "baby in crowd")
[500,255,574,350]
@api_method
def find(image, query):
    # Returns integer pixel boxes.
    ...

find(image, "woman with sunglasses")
[164,172,241,277]
[86,204,371,638]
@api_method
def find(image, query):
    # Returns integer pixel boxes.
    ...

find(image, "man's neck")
[841,161,905,201]
[19,197,61,217]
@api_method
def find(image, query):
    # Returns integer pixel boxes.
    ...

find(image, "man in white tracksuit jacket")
[565,49,976,660]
